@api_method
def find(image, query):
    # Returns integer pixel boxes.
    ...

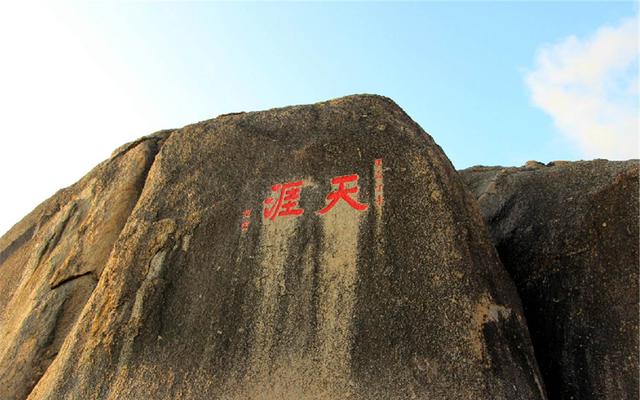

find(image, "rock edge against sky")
[0,95,637,400]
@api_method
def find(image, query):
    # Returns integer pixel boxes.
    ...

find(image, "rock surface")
[1,95,545,399]
[0,132,169,400]
[460,160,639,400]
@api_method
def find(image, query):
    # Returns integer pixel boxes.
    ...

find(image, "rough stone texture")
[460,160,639,400]
[0,132,170,400]
[1,95,545,399]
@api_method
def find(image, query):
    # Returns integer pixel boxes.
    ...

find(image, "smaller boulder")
[460,160,639,400]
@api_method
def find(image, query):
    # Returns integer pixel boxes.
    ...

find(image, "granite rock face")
[0,133,169,400]
[460,160,639,400]
[1,95,545,399]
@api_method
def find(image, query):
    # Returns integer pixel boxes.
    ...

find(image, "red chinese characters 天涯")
[263,181,305,220]
[317,174,368,215]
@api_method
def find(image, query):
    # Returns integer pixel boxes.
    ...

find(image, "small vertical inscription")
[374,158,384,208]
[241,209,252,232]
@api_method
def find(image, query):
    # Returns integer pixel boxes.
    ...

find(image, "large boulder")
[2,95,545,399]
[460,160,639,400]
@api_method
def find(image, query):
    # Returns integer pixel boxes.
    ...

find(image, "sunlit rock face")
[0,133,168,400]
[461,160,639,400]
[1,95,545,399]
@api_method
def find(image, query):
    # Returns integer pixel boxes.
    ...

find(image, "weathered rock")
[2,95,545,399]
[0,132,170,400]
[460,160,639,400]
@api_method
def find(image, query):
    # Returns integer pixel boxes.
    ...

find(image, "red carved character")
[317,174,368,215]
[240,209,252,232]
[240,220,250,231]
[263,181,305,220]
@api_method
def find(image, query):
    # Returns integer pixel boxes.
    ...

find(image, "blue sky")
[80,1,637,166]
[0,1,638,234]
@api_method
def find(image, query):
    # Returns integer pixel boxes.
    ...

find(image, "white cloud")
[526,14,639,160]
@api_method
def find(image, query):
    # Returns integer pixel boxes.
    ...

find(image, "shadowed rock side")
[0,132,170,400]
[460,160,639,400]
[9,95,545,399]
